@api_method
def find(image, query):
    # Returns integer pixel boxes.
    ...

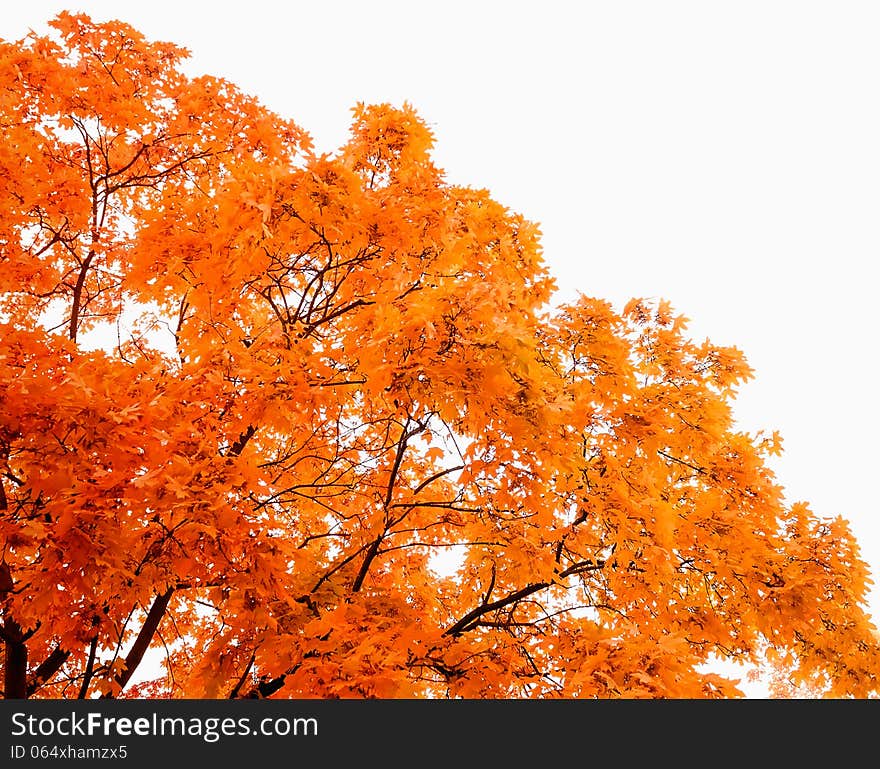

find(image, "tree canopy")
[2,13,878,699]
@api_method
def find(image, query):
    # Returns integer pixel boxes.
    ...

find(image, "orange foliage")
[2,13,878,699]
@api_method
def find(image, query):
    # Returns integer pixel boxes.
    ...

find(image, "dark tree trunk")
[4,622,28,699]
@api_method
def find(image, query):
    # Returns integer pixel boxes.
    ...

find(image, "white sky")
[4,0,879,666]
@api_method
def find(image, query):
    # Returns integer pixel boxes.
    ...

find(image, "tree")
[1,13,878,700]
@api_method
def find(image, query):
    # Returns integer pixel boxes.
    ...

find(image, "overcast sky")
[4,0,879,660]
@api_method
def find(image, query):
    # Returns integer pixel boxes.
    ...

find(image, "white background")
[3,2,879,693]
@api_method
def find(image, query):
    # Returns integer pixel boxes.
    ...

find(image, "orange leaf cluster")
[1,13,878,699]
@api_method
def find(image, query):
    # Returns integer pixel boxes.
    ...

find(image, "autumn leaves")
[1,13,879,699]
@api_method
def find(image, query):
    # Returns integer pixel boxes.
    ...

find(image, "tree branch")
[442,560,606,637]
[413,465,465,496]
[444,582,550,637]
[352,419,414,593]
[245,674,287,699]
[351,536,383,594]
[227,649,257,699]
[1,561,28,699]
[78,635,99,699]
[657,449,706,475]
[101,588,174,697]
[27,646,70,697]
[68,250,95,341]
